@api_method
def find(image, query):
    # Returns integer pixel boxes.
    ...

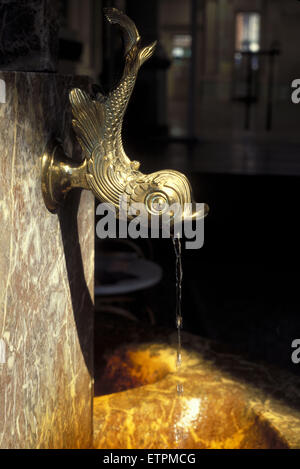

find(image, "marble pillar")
[0,0,60,72]
[0,71,94,448]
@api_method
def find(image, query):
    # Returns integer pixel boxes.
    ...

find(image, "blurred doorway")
[167,33,192,137]
[159,0,201,139]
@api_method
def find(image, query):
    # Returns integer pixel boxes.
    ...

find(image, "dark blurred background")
[57,0,300,374]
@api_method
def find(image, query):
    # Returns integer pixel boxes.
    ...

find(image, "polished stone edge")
[94,316,300,449]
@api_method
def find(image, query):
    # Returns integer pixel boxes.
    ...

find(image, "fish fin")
[69,88,105,158]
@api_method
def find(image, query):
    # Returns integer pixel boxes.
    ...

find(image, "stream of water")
[172,235,184,396]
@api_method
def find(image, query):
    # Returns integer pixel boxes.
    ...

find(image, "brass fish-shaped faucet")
[41,7,208,223]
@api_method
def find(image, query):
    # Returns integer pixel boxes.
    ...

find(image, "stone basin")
[93,316,300,449]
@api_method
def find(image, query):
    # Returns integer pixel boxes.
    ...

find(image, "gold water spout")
[41,8,209,223]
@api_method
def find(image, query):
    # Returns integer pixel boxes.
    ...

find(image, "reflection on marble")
[0,71,94,448]
[0,0,59,72]
[94,315,300,449]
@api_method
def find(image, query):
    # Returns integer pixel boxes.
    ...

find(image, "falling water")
[172,235,184,396]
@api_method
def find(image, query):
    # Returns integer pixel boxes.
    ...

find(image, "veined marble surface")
[0,1,59,72]
[0,71,94,448]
